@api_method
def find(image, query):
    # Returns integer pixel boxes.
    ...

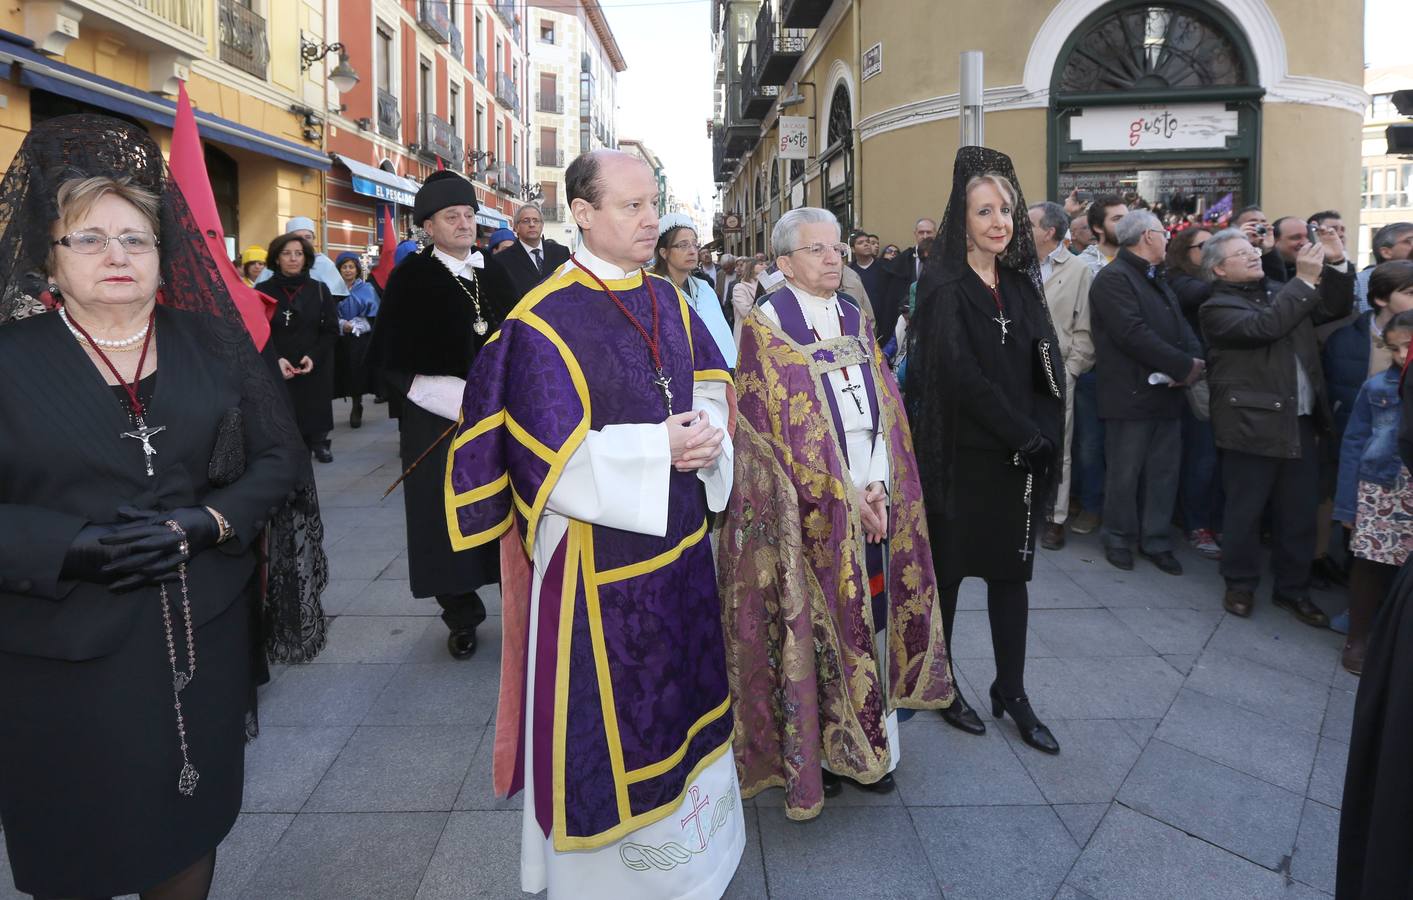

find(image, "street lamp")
[300,35,361,94]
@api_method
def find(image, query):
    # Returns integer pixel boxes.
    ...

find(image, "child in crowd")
[1335,308,1413,674]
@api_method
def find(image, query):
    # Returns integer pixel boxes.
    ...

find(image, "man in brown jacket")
[1031,201,1095,550]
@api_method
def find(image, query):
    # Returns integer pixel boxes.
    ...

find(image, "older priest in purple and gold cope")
[444,150,745,899]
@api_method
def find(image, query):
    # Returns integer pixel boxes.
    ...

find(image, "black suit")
[500,238,571,300]
[877,247,922,345]
[0,306,302,896]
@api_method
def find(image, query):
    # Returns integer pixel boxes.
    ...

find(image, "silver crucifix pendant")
[282,310,293,325]
[841,382,866,415]
[653,368,673,413]
[994,312,1011,345]
[121,422,167,477]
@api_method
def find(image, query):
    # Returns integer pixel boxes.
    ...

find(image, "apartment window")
[476,104,486,154]
[514,135,521,169]
[1371,94,1395,121]
[450,84,461,136]
[419,59,432,120]
[474,12,484,56]
[540,20,555,43]
[496,39,503,76]
[497,121,505,161]
[375,25,394,93]
[1363,163,1413,210]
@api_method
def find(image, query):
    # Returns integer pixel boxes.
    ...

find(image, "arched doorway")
[1048,1,1262,221]
[821,83,853,231]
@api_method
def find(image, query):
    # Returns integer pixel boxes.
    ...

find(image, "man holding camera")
[1198,223,1353,625]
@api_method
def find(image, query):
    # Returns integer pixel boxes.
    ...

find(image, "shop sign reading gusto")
[1070,103,1240,152]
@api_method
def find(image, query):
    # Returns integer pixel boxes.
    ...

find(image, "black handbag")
[209,407,246,487]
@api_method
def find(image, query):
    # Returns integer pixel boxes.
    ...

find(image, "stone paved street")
[2,405,1353,899]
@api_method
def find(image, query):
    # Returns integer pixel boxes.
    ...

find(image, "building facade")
[527,0,624,246]
[1360,64,1413,267]
[713,0,1367,256]
[1,0,336,259]
[325,0,532,260]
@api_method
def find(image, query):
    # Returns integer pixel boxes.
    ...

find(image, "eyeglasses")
[785,242,849,258]
[53,230,160,255]
[1223,247,1262,261]
[1191,241,1207,251]
[669,240,700,251]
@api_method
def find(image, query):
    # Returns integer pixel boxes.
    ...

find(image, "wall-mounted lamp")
[300,34,361,93]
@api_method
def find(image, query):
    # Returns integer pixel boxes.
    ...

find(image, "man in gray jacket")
[1199,226,1353,624]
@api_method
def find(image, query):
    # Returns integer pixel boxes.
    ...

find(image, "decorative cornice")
[857,84,1048,142]
[1266,75,1369,116]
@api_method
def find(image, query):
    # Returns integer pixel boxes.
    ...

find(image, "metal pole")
[960,50,984,147]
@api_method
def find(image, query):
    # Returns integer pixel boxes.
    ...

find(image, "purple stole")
[771,287,881,468]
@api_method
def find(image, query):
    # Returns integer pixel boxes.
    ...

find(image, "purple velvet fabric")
[448,269,735,849]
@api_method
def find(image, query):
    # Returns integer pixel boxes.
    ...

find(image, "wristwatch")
[205,506,234,544]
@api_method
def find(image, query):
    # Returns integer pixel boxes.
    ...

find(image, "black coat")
[499,238,571,301]
[1200,266,1355,459]
[374,248,517,597]
[913,266,1064,583]
[1169,270,1213,349]
[1090,250,1202,420]
[876,247,921,345]
[0,306,301,894]
[258,274,339,440]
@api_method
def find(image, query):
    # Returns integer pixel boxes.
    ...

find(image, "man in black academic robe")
[372,171,516,658]
[497,203,571,300]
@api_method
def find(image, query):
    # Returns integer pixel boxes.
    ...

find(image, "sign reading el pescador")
[1069,103,1240,152]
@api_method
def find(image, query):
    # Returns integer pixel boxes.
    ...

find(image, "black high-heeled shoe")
[989,683,1060,755]
[821,770,843,798]
[939,688,987,735]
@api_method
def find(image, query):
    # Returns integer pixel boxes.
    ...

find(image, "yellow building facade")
[713,0,1367,255]
[0,0,337,257]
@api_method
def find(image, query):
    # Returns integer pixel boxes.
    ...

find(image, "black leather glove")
[99,506,222,590]
[1017,433,1055,481]
[60,523,131,584]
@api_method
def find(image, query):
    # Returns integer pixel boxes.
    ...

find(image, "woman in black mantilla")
[907,147,1065,755]
[256,232,340,462]
[371,170,516,659]
[0,115,327,900]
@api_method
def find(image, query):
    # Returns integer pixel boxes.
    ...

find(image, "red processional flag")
[168,81,274,350]
[370,205,398,291]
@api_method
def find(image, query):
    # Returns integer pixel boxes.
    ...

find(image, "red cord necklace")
[570,256,674,413]
[63,304,165,476]
[801,297,866,416]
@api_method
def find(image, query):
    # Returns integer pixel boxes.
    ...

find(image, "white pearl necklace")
[58,305,150,349]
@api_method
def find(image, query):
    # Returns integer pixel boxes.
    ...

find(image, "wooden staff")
[382,422,458,500]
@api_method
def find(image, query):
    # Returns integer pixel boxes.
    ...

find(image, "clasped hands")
[859,481,888,544]
[62,506,220,591]
[666,410,725,473]
[277,356,315,380]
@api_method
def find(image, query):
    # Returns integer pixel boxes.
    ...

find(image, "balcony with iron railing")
[417,0,452,44]
[536,147,565,167]
[450,23,463,62]
[542,203,566,223]
[754,2,807,86]
[581,52,592,75]
[488,162,523,195]
[495,73,519,111]
[739,48,778,120]
[494,0,518,35]
[377,88,401,140]
[418,112,464,168]
[218,0,268,80]
[475,53,486,83]
[536,93,565,114]
[781,0,830,28]
[126,0,204,35]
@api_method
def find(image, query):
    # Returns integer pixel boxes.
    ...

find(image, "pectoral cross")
[679,785,711,852]
[994,311,1011,345]
[1018,546,1033,562]
[841,381,866,415]
[121,421,167,477]
[282,310,294,326]
[653,367,674,413]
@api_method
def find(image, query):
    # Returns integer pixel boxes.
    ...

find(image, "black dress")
[913,266,1065,583]
[258,272,339,444]
[0,307,302,897]
[372,248,516,599]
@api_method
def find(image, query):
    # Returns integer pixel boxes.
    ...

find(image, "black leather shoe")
[447,627,478,659]
[350,404,363,429]
[1311,556,1348,589]
[939,689,986,735]
[1223,589,1254,617]
[990,683,1060,755]
[373,394,387,404]
[821,771,843,798]
[1040,522,1065,551]
[1140,549,1183,576]
[313,445,334,464]
[1273,593,1330,629]
[1105,546,1134,571]
[859,772,895,794]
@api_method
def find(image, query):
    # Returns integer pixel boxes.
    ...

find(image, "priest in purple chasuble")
[444,150,745,899]
[716,208,955,821]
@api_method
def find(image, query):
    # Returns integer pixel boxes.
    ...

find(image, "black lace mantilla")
[0,115,328,722]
